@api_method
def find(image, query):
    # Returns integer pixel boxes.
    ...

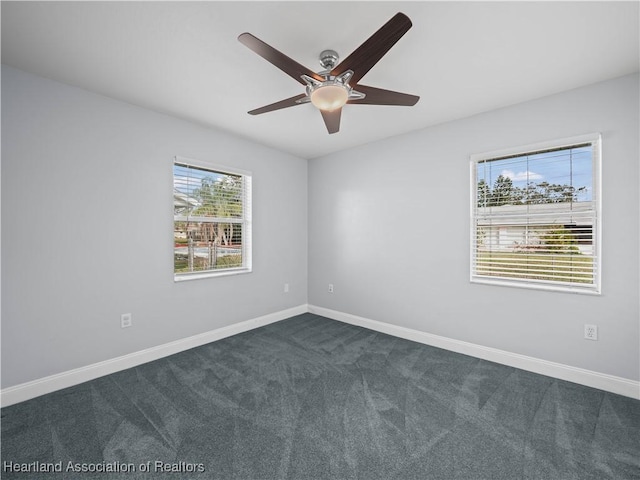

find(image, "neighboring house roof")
[477,201,594,225]
[174,189,200,213]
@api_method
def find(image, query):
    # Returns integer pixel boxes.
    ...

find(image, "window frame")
[173,156,252,282]
[469,133,602,295]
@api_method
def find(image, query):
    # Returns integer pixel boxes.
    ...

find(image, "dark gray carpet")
[2,313,639,479]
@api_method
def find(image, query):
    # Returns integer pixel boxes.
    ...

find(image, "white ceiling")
[2,1,638,159]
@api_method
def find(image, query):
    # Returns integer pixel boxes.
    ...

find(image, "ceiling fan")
[238,12,420,134]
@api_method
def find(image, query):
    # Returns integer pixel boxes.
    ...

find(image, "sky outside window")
[477,146,593,204]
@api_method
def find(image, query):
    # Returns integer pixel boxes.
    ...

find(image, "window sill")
[174,267,252,282]
[471,277,601,295]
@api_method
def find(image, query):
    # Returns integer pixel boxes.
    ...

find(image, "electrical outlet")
[284,283,289,293]
[584,324,597,341]
[121,313,132,328]
[328,284,334,293]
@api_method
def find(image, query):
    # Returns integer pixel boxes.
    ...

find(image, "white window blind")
[173,157,252,280]
[470,134,601,294]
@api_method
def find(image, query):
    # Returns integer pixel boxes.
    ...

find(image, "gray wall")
[1,66,308,388]
[3,66,638,390]
[308,73,640,381]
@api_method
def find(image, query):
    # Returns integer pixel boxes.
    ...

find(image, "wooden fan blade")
[320,108,341,134]
[248,94,308,115]
[349,85,419,106]
[238,33,323,85]
[330,12,412,85]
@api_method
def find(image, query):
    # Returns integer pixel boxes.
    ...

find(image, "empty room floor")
[2,313,639,479]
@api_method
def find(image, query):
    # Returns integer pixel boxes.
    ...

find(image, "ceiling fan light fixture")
[239,12,419,133]
[310,84,349,111]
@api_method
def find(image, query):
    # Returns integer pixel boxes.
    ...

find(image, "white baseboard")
[308,305,640,400]
[4,303,638,407]
[1,304,308,407]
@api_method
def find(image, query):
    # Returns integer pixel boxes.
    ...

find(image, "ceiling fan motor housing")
[319,50,339,70]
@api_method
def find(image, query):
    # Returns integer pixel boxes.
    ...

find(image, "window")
[173,157,252,281]
[470,134,601,294]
